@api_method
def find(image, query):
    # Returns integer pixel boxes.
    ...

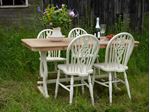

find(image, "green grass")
[0,14,148,111]
[0,73,148,112]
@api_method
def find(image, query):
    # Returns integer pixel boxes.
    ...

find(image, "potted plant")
[41,4,72,37]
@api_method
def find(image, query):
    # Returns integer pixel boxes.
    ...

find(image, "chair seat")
[94,63,128,72]
[39,57,66,62]
[46,57,66,62]
[58,64,93,76]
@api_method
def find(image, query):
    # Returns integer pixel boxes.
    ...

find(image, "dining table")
[21,37,139,98]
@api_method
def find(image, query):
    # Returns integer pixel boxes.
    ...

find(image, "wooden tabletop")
[21,38,139,52]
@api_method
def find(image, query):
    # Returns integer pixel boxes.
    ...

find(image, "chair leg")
[124,71,131,99]
[81,78,85,94]
[69,76,74,104]
[113,72,121,90]
[113,72,117,87]
[109,72,112,104]
[88,75,94,105]
[54,62,57,72]
[55,69,60,98]
[92,67,96,86]
[96,58,101,75]
[63,60,68,79]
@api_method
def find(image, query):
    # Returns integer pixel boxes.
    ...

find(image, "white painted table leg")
[37,51,49,98]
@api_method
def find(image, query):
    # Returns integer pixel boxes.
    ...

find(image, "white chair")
[55,34,100,105]
[68,27,87,38]
[37,29,66,72]
[68,27,100,63]
[93,32,135,104]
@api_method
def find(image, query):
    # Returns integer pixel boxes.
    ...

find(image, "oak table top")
[21,37,139,51]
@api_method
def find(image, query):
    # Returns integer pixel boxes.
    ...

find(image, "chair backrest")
[37,29,53,39]
[66,34,100,75]
[105,32,135,66]
[68,27,87,38]
[37,29,61,57]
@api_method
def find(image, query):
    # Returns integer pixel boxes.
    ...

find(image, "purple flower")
[56,4,59,9]
[69,10,75,17]
[43,8,47,14]
[37,6,42,13]
[44,0,47,3]
[69,9,79,18]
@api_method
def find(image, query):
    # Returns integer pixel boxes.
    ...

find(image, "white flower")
[62,4,65,7]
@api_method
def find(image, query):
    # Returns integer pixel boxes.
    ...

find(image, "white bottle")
[95,17,101,39]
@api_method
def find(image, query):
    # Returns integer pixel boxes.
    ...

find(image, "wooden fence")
[43,0,148,32]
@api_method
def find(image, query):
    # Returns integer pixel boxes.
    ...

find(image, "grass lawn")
[0,73,148,112]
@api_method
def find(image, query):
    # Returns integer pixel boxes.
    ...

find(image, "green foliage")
[105,14,149,74]
[127,14,149,74]
[41,5,71,31]
[114,16,130,33]
[0,25,40,81]
[106,15,130,34]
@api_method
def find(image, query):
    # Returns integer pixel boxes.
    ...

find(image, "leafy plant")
[42,5,72,29]
[114,15,130,33]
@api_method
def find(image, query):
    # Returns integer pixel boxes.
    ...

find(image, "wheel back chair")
[55,34,100,105]
[37,29,66,73]
[68,27,87,38]
[93,32,135,104]
[68,27,100,63]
